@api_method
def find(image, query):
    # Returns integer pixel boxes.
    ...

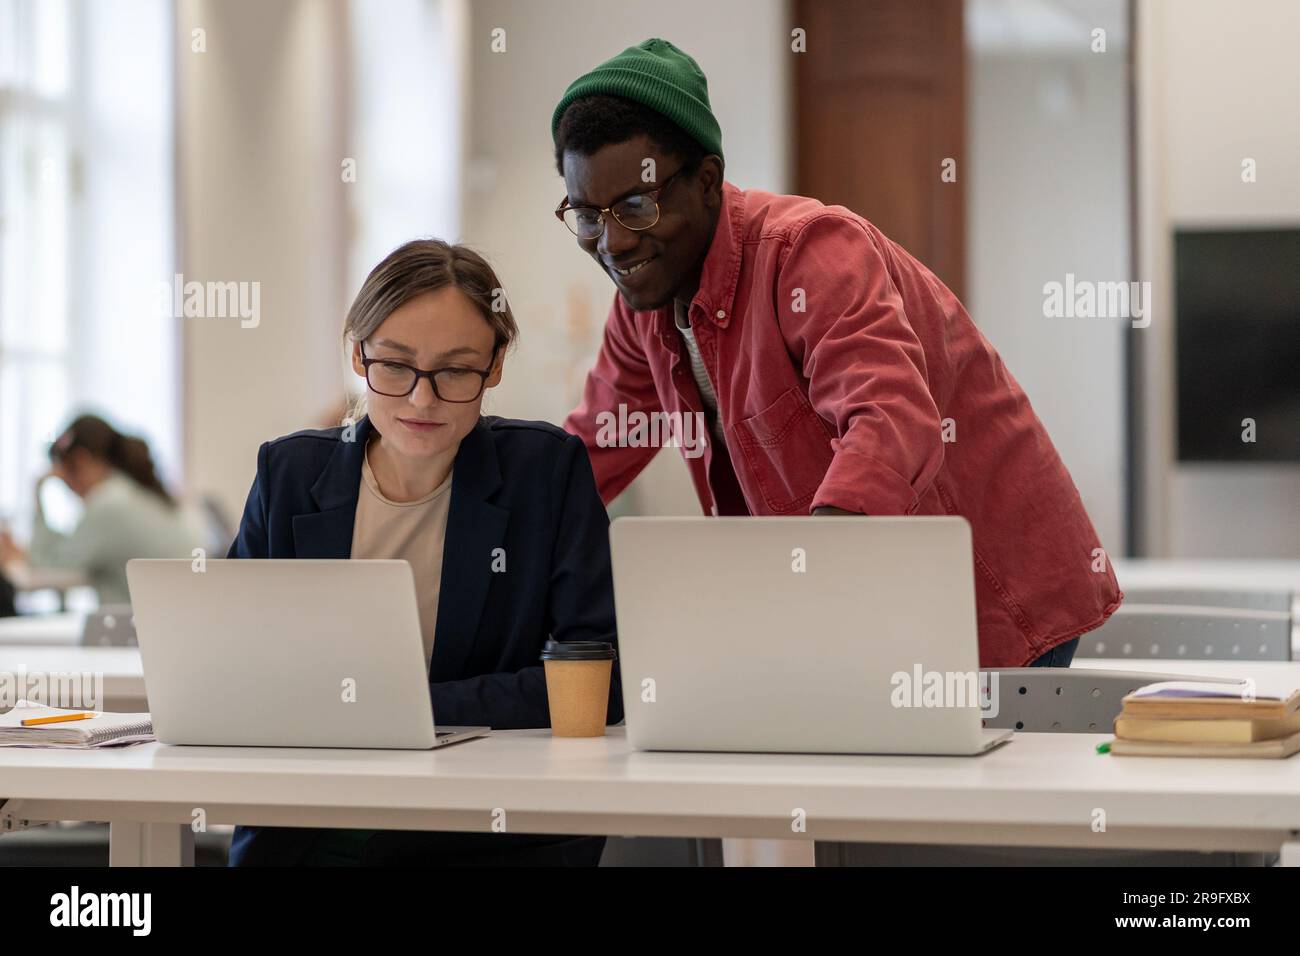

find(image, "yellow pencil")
[21,712,96,726]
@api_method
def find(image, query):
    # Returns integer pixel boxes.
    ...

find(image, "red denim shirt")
[564,181,1123,667]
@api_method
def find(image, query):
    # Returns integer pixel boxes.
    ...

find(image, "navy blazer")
[225,414,621,866]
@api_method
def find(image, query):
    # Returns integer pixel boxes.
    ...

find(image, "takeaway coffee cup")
[540,640,617,737]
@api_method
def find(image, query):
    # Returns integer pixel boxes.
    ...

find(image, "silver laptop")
[126,559,489,749]
[609,517,1011,756]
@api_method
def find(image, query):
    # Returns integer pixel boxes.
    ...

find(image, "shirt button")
[716,309,726,319]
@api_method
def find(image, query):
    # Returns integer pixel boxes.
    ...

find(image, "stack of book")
[1109,680,1300,758]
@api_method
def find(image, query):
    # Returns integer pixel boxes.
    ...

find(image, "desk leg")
[1279,837,1300,866]
[109,821,194,867]
[690,838,725,867]
[721,838,815,866]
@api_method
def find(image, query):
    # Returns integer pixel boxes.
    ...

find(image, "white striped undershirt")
[673,299,727,447]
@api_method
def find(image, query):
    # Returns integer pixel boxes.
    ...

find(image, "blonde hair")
[342,239,518,422]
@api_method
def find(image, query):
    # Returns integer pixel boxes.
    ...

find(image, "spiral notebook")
[0,700,154,749]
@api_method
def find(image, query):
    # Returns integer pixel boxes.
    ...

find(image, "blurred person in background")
[0,414,204,606]
[0,569,15,617]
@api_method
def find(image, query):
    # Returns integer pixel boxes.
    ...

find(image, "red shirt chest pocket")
[732,386,835,514]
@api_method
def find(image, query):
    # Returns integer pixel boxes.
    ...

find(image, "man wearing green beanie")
[555,39,1122,669]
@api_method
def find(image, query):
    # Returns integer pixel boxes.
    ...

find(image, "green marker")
[1096,741,1111,754]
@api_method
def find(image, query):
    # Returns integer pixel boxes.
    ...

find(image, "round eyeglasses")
[555,165,689,240]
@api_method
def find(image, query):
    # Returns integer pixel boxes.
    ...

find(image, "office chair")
[80,604,138,647]
[1076,603,1292,661]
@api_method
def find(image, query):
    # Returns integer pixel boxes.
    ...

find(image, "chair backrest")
[983,667,1242,733]
[80,604,137,647]
[198,494,237,557]
[1077,604,1291,661]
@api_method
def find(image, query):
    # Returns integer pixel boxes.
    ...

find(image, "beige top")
[350,442,453,673]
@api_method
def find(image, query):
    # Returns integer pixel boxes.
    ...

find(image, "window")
[0,0,176,538]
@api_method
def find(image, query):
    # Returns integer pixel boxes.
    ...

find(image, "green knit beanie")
[551,38,723,161]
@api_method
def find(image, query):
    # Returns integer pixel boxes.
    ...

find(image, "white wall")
[967,41,1129,554]
[461,0,791,515]
[177,0,348,524]
[1136,0,1300,556]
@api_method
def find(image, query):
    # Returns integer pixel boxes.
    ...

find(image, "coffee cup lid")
[540,640,617,662]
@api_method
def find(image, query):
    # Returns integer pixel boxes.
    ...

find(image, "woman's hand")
[33,469,60,511]
[0,528,26,565]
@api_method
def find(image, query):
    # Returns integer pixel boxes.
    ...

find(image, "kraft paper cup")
[540,640,616,737]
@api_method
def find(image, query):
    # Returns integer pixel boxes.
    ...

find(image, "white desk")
[3,565,91,613]
[0,613,83,647]
[2,726,1300,866]
[0,645,145,711]
[1114,559,1300,619]
[1113,558,1300,593]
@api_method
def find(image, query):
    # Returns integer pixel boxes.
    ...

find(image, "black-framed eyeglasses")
[555,165,691,240]
[358,341,497,402]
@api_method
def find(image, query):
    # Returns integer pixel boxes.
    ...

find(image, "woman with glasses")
[226,239,621,867]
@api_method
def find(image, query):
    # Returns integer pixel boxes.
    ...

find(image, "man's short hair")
[553,94,710,178]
